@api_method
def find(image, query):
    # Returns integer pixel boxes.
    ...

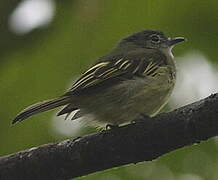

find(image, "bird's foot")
[131,114,151,124]
[140,113,151,120]
[106,124,119,130]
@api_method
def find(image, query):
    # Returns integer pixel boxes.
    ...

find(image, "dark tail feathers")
[12,96,70,124]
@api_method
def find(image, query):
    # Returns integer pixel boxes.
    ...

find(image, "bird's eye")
[150,34,160,43]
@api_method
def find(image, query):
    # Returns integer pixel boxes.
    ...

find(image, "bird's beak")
[167,37,186,46]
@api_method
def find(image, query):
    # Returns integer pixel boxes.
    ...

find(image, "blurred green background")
[1,0,218,179]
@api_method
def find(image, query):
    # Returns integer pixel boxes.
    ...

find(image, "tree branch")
[1,94,218,180]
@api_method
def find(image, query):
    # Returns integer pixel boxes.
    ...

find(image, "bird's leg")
[106,124,119,130]
[140,113,151,120]
[131,113,151,124]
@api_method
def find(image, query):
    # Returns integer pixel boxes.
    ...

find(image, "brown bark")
[0,94,218,180]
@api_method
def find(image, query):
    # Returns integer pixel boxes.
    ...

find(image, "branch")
[1,94,218,180]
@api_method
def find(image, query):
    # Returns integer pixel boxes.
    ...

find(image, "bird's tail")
[12,96,70,124]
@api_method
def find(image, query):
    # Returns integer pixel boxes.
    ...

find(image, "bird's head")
[119,30,185,50]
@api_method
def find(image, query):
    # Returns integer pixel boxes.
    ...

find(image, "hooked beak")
[167,37,186,46]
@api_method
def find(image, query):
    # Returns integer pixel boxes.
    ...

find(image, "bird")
[12,30,185,127]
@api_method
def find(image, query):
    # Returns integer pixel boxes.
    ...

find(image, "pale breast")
[78,50,176,125]
[124,66,175,117]
[86,65,176,125]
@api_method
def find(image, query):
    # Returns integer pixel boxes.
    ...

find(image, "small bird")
[12,30,185,126]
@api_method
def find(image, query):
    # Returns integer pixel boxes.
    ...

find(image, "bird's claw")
[131,114,151,124]
[106,124,119,130]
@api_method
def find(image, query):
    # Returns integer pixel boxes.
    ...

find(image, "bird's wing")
[67,57,159,94]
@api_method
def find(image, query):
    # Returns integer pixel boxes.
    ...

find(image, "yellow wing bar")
[69,58,159,93]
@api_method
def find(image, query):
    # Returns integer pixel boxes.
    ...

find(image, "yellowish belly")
[79,66,176,126]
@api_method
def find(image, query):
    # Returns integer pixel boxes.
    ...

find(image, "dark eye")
[150,34,160,43]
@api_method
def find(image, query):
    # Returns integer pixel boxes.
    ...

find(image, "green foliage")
[1,0,218,179]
